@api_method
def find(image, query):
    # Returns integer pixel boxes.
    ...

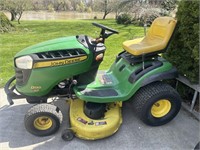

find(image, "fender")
[141,67,178,87]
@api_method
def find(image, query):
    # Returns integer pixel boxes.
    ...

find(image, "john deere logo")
[50,57,83,66]
[33,56,87,68]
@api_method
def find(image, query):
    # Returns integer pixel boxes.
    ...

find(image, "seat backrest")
[146,17,177,50]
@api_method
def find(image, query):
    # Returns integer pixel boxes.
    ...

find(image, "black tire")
[24,103,63,136]
[26,96,47,104]
[61,129,74,141]
[194,142,200,150]
[132,82,181,126]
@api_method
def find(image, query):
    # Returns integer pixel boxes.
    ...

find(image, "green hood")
[15,36,84,57]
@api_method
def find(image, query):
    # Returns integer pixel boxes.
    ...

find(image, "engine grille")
[15,69,23,85]
[36,49,86,59]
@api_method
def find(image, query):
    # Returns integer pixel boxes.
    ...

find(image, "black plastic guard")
[4,76,25,105]
[128,61,163,83]
[141,67,178,87]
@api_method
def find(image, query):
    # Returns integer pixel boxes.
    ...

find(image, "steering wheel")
[92,22,119,34]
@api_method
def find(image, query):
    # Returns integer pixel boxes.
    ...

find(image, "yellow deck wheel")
[151,99,171,118]
[34,116,53,130]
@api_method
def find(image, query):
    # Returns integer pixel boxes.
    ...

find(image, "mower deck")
[69,99,122,140]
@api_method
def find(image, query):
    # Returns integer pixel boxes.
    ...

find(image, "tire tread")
[24,103,63,136]
[132,82,181,125]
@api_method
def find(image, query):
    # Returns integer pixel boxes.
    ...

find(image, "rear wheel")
[132,82,181,126]
[194,142,200,150]
[24,103,63,136]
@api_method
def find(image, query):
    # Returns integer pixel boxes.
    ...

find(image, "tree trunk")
[115,9,120,19]
[102,12,107,19]
[10,11,17,21]
[102,0,108,19]
[17,11,23,24]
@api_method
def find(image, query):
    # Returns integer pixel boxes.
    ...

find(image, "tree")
[76,0,86,12]
[16,0,29,24]
[52,0,72,11]
[0,0,29,24]
[31,0,40,11]
[118,0,160,25]
[94,0,120,19]
[161,0,177,15]
[102,0,110,19]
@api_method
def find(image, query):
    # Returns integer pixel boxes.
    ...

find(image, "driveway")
[0,88,199,150]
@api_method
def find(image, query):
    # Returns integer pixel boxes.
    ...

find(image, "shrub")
[131,14,159,27]
[116,13,132,25]
[132,19,142,26]
[139,14,159,27]
[165,0,199,83]
[0,12,15,33]
[146,14,159,26]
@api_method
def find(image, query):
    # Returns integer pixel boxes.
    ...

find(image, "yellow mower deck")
[69,99,122,140]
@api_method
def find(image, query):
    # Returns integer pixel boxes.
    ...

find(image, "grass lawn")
[0,19,144,87]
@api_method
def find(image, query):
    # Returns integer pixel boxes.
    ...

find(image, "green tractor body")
[13,35,175,103]
[5,17,182,139]
[75,57,175,103]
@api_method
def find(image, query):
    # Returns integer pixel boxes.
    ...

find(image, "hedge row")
[165,0,199,83]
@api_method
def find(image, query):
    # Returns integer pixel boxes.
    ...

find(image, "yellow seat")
[123,17,177,56]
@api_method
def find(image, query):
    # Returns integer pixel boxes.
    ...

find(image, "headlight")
[15,56,33,69]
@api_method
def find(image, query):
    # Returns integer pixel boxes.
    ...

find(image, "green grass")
[0,19,144,87]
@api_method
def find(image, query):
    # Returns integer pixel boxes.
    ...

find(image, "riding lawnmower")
[5,17,181,141]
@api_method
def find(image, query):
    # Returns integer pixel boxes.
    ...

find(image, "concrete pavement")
[0,88,199,150]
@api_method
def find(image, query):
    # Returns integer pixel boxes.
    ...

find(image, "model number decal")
[31,86,42,92]
[33,56,87,68]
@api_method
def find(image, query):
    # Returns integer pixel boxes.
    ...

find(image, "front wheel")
[24,103,63,136]
[132,82,181,126]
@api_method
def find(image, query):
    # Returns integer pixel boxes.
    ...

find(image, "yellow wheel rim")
[151,99,171,118]
[34,116,53,130]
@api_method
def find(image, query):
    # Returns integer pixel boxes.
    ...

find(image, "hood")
[15,36,85,57]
